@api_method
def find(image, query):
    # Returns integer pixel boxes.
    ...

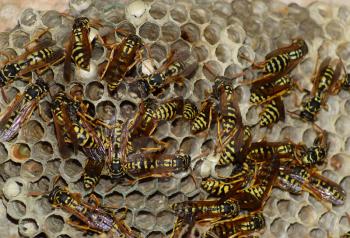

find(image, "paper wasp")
[277,162,345,206]
[153,96,184,121]
[48,186,139,238]
[182,99,198,120]
[241,38,308,75]
[63,16,103,82]
[191,98,215,136]
[100,33,143,94]
[130,98,158,137]
[205,212,265,238]
[0,78,49,141]
[51,92,108,160]
[258,97,285,127]
[289,57,343,122]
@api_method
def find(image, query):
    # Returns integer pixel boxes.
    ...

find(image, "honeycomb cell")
[299,18,324,40]
[10,30,30,49]
[170,118,188,138]
[149,2,167,20]
[1,161,21,179]
[11,143,31,162]
[170,4,188,23]
[4,87,20,104]
[340,176,350,192]
[158,178,179,196]
[277,199,296,217]
[139,22,160,41]
[32,176,50,193]
[126,191,145,209]
[45,215,64,234]
[310,228,327,238]
[181,23,201,43]
[325,20,344,40]
[20,8,38,28]
[2,179,23,199]
[137,179,158,195]
[319,211,337,231]
[147,231,164,238]
[192,44,208,62]
[149,43,167,63]
[91,42,105,61]
[46,159,61,177]
[105,191,125,208]
[270,218,288,235]
[117,20,137,35]
[237,45,255,68]
[96,100,117,121]
[203,24,220,45]
[243,18,263,37]
[226,24,246,44]
[215,43,231,63]
[155,210,174,231]
[202,60,222,81]
[287,223,308,238]
[21,120,44,143]
[41,10,62,28]
[173,80,189,97]
[170,39,190,56]
[146,192,168,212]
[263,17,281,39]
[120,100,137,119]
[0,142,8,163]
[135,210,156,230]
[193,79,211,100]
[32,141,54,160]
[21,160,43,181]
[180,175,196,194]
[180,137,198,155]
[161,22,180,43]
[35,197,53,215]
[298,205,317,225]
[62,159,82,180]
[18,218,39,237]
[162,137,178,154]
[338,5,350,21]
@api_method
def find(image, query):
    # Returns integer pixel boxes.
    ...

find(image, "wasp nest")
[0,0,349,237]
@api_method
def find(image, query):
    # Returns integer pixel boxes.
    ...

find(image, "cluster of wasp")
[0,10,349,238]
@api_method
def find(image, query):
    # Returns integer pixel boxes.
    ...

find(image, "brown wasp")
[0,79,49,141]
[48,186,140,237]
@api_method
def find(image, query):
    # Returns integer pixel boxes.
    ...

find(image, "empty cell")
[270,218,288,236]
[62,159,82,179]
[192,45,208,62]
[45,214,64,234]
[146,192,167,211]
[155,210,174,231]
[41,10,62,28]
[139,22,160,41]
[96,100,117,121]
[181,23,200,43]
[298,205,317,225]
[170,4,188,23]
[6,199,26,220]
[120,100,137,119]
[203,24,220,45]
[126,191,145,209]
[180,175,196,194]
[215,44,231,63]
[33,141,54,160]
[287,223,308,238]
[21,120,44,143]
[149,43,167,63]
[149,2,168,20]
[135,211,156,230]
[310,228,327,238]
[11,143,31,162]
[21,160,43,181]
[35,197,53,215]
[137,179,157,195]
[20,9,38,28]
[180,137,197,155]
[190,7,210,24]
[10,30,29,49]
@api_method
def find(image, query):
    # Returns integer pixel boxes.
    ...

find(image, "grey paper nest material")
[0,0,349,237]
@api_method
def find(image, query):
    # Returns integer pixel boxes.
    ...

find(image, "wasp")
[201,160,256,197]
[342,231,350,238]
[100,34,143,94]
[213,77,243,140]
[51,92,108,160]
[0,79,48,141]
[205,212,265,238]
[64,16,103,82]
[82,158,105,190]
[278,162,345,206]
[153,96,184,121]
[217,125,252,166]
[182,99,198,120]
[241,38,308,75]
[121,151,191,182]
[289,57,342,122]
[258,97,285,128]
[130,98,158,137]
[171,198,240,223]
[48,186,139,238]
[191,98,214,135]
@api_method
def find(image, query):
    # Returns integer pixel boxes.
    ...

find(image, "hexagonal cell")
[62,159,82,180]
[137,179,157,195]
[270,218,288,236]
[319,211,337,231]
[126,191,145,209]
[46,158,61,177]
[161,137,178,154]
[146,192,168,212]
[2,179,23,199]
[0,142,8,163]
[32,141,54,160]
[335,115,350,136]
[170,4,188,23]
[104,191,124,208]
[325,19,344,40]
[31,176,50,194]
[203,23,220,45]
[161,22,180,42]
[263,17,281,39]
[215,43,231,63]
[139,22,160,41]
[226,24,246,44]
[180,137,198,155]
[298,205,317,225]
[202,60,222,81]
[96,100,117,121]
[6,199,26,220]
[135,210,156,230]
[192,44,208,62]
[21,120,44,143]
[11,143,31,162]
[149,2,167,20]
[44,214,64,234]
[20,8,38,28]
[120,100,137,119]
[310,228,327,238]
[1,160,21,179]
[41,10,62,28]
[190,7,210,24]
[155,210,174,231]
[180,175,196,194]
[277,199,297,217]
[4,86,20,104]
[158,178,180,196]
[287,222,308,238]
[34,197,53,215]
[170,39,190,56]
[85,81,104,101]
[181,23,200,43]
[21,160,44,181]
[10,30,30,49]
[18,218,39,237]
